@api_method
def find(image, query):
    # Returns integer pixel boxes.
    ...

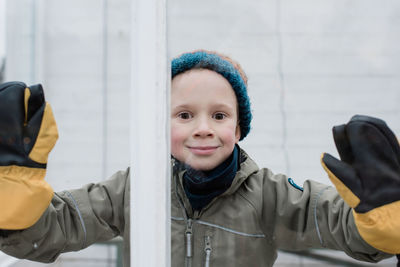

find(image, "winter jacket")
[0,149,390,266]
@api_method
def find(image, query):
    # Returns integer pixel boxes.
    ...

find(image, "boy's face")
[171,69,241,171]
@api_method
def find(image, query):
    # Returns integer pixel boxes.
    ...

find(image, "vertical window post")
[130,0,170,266]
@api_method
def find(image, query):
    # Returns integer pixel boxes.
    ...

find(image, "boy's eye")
[213,113,226,120]
[178,112,192,120]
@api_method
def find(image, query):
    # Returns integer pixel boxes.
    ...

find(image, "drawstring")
[185,219,193,267]
[204,236,212,267]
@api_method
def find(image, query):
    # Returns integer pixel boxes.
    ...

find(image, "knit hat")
[171,50,252,140]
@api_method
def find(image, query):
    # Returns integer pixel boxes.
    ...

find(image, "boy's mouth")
[188,146,219,156]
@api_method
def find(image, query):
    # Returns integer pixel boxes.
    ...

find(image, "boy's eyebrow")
[171,104,191,110]
[172,103,236,110]
[211,103,237,110]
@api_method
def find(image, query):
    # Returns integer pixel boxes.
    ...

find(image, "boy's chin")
[182,159,222,172]
[172,152,230,171]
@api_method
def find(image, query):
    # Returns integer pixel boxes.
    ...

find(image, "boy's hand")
[321,115,400,254]
[0,81,58,230]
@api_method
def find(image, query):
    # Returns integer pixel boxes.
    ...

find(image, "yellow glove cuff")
[0,166,53,230]
[353,201,400,254]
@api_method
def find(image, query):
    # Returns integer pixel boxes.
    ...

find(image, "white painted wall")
[0,0,5,58]
[5,0,131,191]
[168,0,400,186]
[2,0,399,266]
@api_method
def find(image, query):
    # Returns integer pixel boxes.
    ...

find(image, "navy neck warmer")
[182,145,240,211]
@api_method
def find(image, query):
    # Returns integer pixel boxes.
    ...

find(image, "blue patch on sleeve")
[288,178,304,192]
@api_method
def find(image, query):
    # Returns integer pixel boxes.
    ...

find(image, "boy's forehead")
[171,68,239,113]
[171,74,238,112]
[172,68,232,90]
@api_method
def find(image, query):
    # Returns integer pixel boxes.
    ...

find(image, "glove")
[321,115,400,254]
[0,81,58,230]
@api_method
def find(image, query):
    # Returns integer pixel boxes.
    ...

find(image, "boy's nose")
[193,118,214,138]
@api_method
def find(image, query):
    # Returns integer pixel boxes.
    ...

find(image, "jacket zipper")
[204,236,212,267]
[185,219,193,267]
[173,170,194,267]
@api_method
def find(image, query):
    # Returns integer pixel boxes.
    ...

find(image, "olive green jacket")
[0,150,390,266]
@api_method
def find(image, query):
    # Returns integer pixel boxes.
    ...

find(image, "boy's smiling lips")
[187,145,220,155]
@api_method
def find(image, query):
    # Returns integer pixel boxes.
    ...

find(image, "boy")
[0,50,399,266]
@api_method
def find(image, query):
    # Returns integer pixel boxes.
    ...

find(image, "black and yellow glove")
[0,81,58,230]
[321,115,400,254]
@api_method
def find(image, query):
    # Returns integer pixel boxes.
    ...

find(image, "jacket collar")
[171,148,260,215]
[222,148,259,196]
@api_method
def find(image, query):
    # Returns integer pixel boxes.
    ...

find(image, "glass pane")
[1,0,400,266]
[1,0,130,266]
[168,0,399,266]
[0,0,4,83]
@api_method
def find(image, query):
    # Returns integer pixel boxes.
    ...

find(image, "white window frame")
[130,0,171,266]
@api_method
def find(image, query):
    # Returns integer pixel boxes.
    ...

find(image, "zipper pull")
[185,219,193,258]
[204,236,212,267]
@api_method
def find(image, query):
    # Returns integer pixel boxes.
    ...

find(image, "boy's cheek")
[171,125,184,141]
[170,128,185,157]
[223,125,240,144]
[171,121,182,139]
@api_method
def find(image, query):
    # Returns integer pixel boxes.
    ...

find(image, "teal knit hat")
[171,50,252,140]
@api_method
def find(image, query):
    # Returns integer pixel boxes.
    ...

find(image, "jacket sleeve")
[259,168,392,263]
[0,168,130,263]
